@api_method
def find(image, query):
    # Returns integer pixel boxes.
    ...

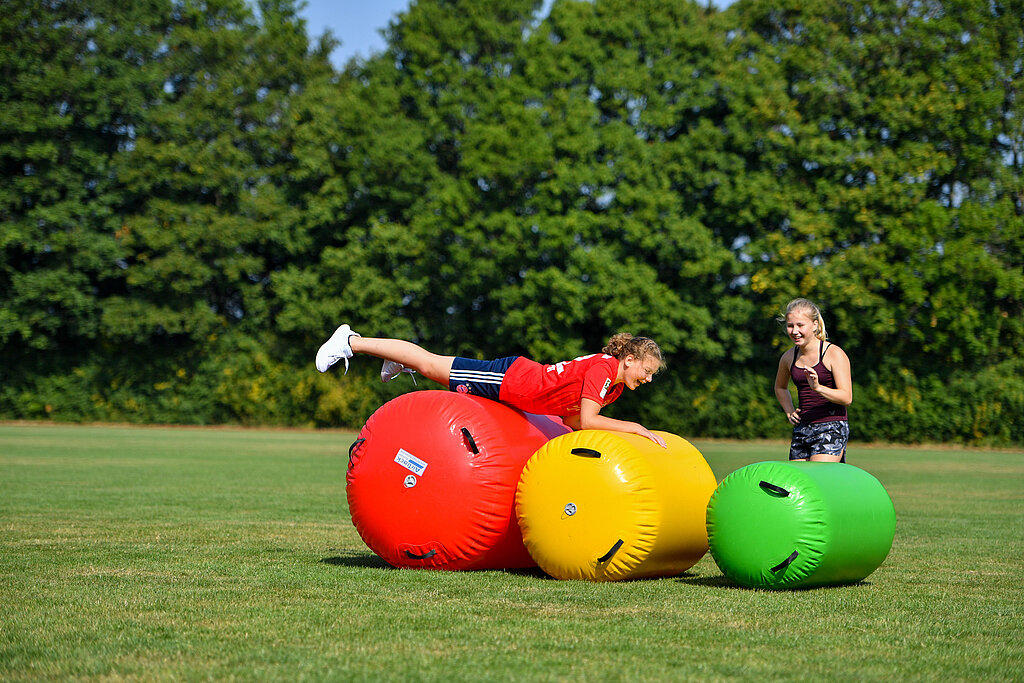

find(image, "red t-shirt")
[498,354,624,417]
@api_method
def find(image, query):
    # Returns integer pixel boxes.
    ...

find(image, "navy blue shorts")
[790,420,849,460]
[448,356,519,400]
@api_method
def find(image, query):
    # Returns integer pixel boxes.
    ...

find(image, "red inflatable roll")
[346,390,570,570]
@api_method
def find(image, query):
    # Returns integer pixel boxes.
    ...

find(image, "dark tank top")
[791,341,848,424]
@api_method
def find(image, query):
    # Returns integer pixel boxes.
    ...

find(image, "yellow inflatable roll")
[515,430,717,581]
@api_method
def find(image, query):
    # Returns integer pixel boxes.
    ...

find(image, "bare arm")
[577,398,666,447]
[807,345,853,406]
[774,351,800,425]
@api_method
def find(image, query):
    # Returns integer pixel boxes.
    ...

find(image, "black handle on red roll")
[460,427,479,454]
[348,438,365,468]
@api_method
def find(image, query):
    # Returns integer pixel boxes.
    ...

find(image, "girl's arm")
[774,351,800,425]
[807,345,853,406]
[577,398,666,447]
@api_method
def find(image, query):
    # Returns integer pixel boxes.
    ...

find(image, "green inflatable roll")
[706,461,895,589]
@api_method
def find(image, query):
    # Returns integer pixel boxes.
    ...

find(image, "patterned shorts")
[789,420,850,460]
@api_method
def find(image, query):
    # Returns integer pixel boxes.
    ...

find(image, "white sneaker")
[381,360,417,385]
[315,324,361,373]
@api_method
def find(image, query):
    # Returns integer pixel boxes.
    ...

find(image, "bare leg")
[808,453,843,462]
[350,337,454,387]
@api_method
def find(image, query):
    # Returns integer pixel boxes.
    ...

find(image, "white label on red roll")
[395,448,428,476]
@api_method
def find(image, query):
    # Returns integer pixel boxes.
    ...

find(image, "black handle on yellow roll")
[597,539,624,563]
[759,480,790,497]
[567,448,619,563]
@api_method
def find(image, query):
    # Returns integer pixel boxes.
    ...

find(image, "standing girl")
[773,299,853,462]
[316,324,667,446]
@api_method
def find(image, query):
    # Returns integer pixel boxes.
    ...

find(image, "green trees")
[718,0,1024,442]
[732,0,1022,367]
[1,0,330,422]
[2,0,1021,444]
[1,0,169,416]
[1,1,157,349]
[107,0,331,424]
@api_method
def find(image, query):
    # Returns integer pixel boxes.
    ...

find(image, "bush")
[4,350,1021,447]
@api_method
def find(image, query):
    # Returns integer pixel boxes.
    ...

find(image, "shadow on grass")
[675,573,874,591]
[319,554,554,577]
[320,553,391,570]
[499,566,551,579]
[316,556,871,591]
[674,574,743,589]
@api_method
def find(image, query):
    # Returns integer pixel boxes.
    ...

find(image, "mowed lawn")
[1,424,1021,681]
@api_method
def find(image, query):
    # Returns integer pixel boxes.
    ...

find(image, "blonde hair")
[782,298,828,341]
[602,333,665,370]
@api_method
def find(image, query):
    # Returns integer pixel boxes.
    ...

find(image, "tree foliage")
[2,0,1021,444]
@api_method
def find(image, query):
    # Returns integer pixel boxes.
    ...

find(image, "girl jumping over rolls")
[315,324,667,446]
[773,298,853,462]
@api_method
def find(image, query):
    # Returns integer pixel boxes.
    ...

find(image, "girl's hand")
[640,428,667,448]
[805,367,820,391]
[787,409,801,425]
[578,399,666,447]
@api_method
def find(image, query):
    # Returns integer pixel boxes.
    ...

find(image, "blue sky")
[297,0,413,67]
[297,0,731,68]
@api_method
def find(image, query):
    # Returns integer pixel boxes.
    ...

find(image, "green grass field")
[1,424,1021,681]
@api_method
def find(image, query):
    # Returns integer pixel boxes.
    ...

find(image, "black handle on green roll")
[597,539,623,563]
[770,550,799,572]
[759,480,790,497]
[460,427,479,454]
[405,549,437,560]
[571,448,602,458]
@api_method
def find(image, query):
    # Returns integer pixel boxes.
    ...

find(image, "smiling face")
[786,309,818,348]
[621,354,662,390]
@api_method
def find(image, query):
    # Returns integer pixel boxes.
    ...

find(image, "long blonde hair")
[602,333,665,370]
[782,298,828,341]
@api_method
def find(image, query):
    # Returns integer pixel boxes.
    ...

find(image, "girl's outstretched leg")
[351,337,454,387]
[314,324,453,387]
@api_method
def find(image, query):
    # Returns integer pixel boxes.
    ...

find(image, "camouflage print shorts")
[789,420,850,460]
